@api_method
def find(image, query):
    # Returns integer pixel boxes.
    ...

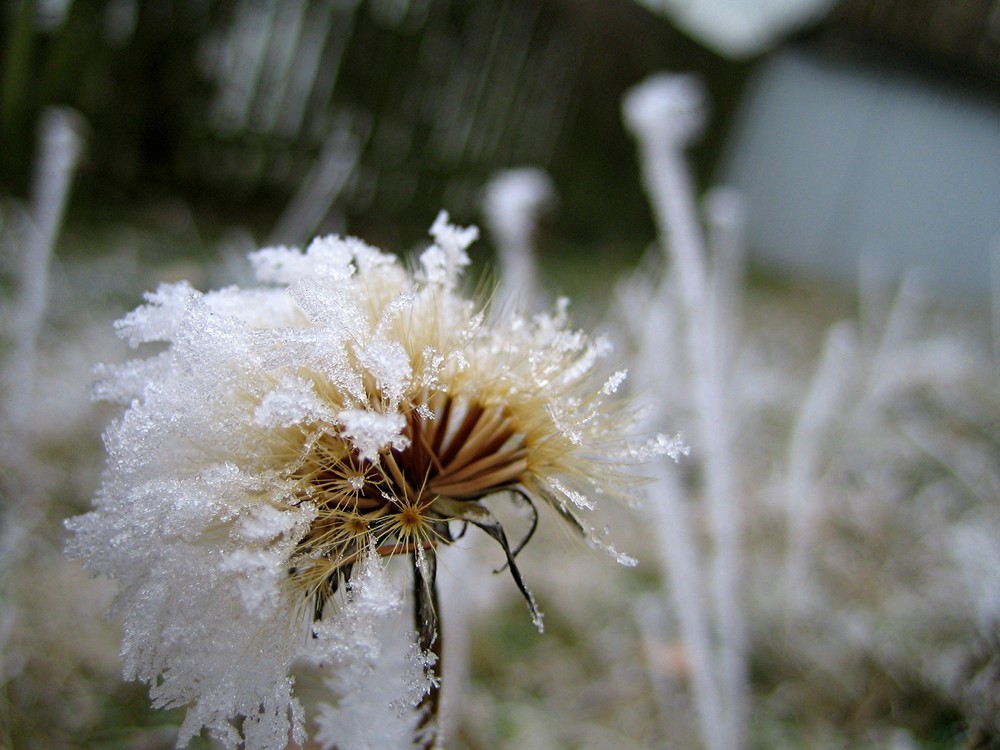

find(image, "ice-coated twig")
[5,108,86,437]
[783,321,857,604]
[866,271,927,402]
[647,463,729,750]
[437,535,509,743]
[623,74,708,309]
[481,167,555,310]
[268,116,365,245]
[617,261,725,749]
[634,593,702,744]
[1,107,85,499]
[437,545,471,743]
[0,107,85,687]
[704,186,746,376]
[624,72,747,750]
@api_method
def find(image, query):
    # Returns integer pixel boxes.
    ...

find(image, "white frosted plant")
[2,106,92,710]
[66,211,675,750]
[481,166,555,309]
[621,72,748,750]
[756,278,1000,739]
[619,71,1000,746]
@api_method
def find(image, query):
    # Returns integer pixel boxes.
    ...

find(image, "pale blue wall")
[720,47,1000,295]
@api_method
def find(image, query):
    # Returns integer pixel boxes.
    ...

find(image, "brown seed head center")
[288,393,529,598]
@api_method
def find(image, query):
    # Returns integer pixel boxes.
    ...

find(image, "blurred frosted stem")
[269,117,364,246]
[635,592,700,743]
[704,186,746,404]
[787,273,926,603]
[783,321,856,604]
[481,167,554,309]
[647,463,728,750]
[866,272,925,402]
[624,76,708,304]
[1,107,85,686]
[624,74,747,750]
[437,546,470,743]
[705,188,745,299]
[4,106,85,465]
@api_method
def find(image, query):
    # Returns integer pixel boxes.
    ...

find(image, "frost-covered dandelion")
[67,213,678,750]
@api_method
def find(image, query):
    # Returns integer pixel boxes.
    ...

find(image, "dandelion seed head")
[67,214,671,750]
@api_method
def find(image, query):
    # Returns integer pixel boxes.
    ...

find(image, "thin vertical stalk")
[268,118,364,245]
[624,73,748,750]
[2,107,84,510]
[866,272,926,403]
[704,186,746,382]
[648,463,730,750]
[0,106,85,694]
[783,322,856,603]
[412,549,442,750]
[482,167,554,310]
[6,108,85,437]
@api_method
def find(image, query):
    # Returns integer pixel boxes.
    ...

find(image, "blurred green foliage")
[1,0,224,197]
[1,0,753,252]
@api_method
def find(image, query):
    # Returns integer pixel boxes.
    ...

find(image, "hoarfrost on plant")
[67,213,674,750]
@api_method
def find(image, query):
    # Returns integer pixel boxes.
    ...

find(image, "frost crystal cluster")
[67,212,672,749]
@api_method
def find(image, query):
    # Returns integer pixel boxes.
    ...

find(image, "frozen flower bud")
[622,73,707,148]
[482,168,554,243]
[482,167,555,311]
[66,215,674,750]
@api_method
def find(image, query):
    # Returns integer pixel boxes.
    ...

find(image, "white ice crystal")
[419,210,475,287]
[254,375,337,428]
[311,552,433,750]
[114,281,199,347]
[67,215,672,750]
[336,409,410,463]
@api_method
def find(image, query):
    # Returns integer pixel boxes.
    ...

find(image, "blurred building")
[719,0,1000,295]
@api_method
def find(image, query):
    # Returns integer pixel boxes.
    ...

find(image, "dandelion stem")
[412,547,442,750]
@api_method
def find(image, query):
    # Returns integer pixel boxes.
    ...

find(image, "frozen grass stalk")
[269,119,362,245]
[866,272,927,399]
[783,321,856,603]
[624,73,748,750]
[703,186,746,375]
[482,167,555,309]
[647,461,728,750]
[4,107,86,440]
[1,107,85,547]
[0,106,86,697]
